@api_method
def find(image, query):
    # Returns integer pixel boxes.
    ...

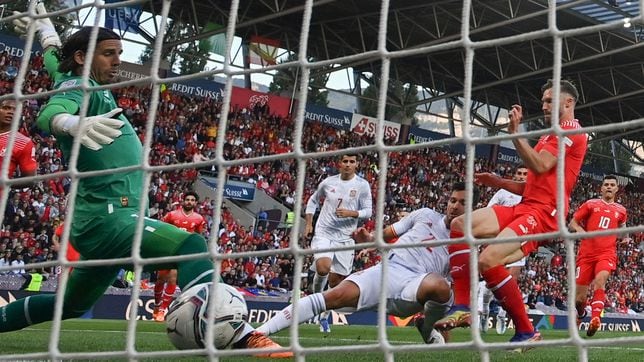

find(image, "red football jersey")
[0,131,37,177]
[54,224,80,262]
[521,120,587,213]
[575,199,627,261]
[163,209,206,233]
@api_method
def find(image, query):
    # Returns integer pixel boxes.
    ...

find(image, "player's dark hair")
[514,164,528,175]
[541,79,579,103]
[603,174,618,183]
[340,153,361,162]
[58,27,121,74]
[184,191,199,201]
[452,182,481,206]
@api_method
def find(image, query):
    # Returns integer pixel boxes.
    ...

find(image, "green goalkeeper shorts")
[71,208,193,269]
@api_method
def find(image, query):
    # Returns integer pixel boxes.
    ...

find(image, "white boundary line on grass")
[25,327,644,351]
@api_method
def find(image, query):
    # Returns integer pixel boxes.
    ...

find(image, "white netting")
[0,0,642,361]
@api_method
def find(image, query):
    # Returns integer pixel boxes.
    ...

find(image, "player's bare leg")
[328,271,347,289]
[413,274,452,344]
[312,257,332,292]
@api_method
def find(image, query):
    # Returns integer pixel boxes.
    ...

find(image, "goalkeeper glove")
[51,108,125,151]
[13,3,62,49]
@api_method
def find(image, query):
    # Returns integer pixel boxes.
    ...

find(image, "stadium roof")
[141,0,643,160]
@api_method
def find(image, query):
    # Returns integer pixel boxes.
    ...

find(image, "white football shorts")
[345,260,451,318]
[311,236,355,276]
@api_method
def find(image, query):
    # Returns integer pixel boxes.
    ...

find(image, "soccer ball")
[165,282,248,350]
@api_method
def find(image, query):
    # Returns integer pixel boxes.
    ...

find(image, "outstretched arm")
[13,3,62,50]
[38,103,125,151]
[475,173,526,195]
[14,3,62,78]
[352,225,397,244]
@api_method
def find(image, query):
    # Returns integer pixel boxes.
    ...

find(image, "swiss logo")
[352,117,369,134]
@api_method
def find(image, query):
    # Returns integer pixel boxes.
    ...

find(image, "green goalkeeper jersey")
[37,49,144,216]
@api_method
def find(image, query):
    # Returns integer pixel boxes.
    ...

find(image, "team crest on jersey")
[563,137,573,147]
[59,79,79,89]
[0,147,5,157]
[526,216,537,228]
[349,190,357,197]
[614,211,619,218]
[120,196,129,207]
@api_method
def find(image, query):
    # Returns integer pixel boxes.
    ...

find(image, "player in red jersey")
[153,191,206,321]
[569,174,628,337]
[52,222,81,269]
[0,99,37,181]
[436,79,588,349]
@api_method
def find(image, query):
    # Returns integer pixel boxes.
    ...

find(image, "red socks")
[154,282,164,309]
[161,283,177,310]
[448,230,470,308]
[482,264,534,334]
[591,289,605,319]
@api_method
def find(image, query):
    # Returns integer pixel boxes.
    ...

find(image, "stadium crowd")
[0,48,642,314]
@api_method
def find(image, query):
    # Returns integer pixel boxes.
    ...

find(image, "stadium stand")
[0,51,641,317]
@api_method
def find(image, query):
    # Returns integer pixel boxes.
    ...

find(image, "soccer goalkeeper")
[1,5,291,357]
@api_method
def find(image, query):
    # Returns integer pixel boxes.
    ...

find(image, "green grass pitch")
[1,320,642,361]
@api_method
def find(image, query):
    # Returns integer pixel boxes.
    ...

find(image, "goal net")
[0,0,642,360]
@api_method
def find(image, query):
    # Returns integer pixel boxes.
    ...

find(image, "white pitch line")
[25,328,644,351]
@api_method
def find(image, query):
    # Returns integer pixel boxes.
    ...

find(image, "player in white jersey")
[305,154,373,332]
[477,165,528,334]
[258,183,479,345]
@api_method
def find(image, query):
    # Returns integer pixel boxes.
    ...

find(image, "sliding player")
[259,183,478,345]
